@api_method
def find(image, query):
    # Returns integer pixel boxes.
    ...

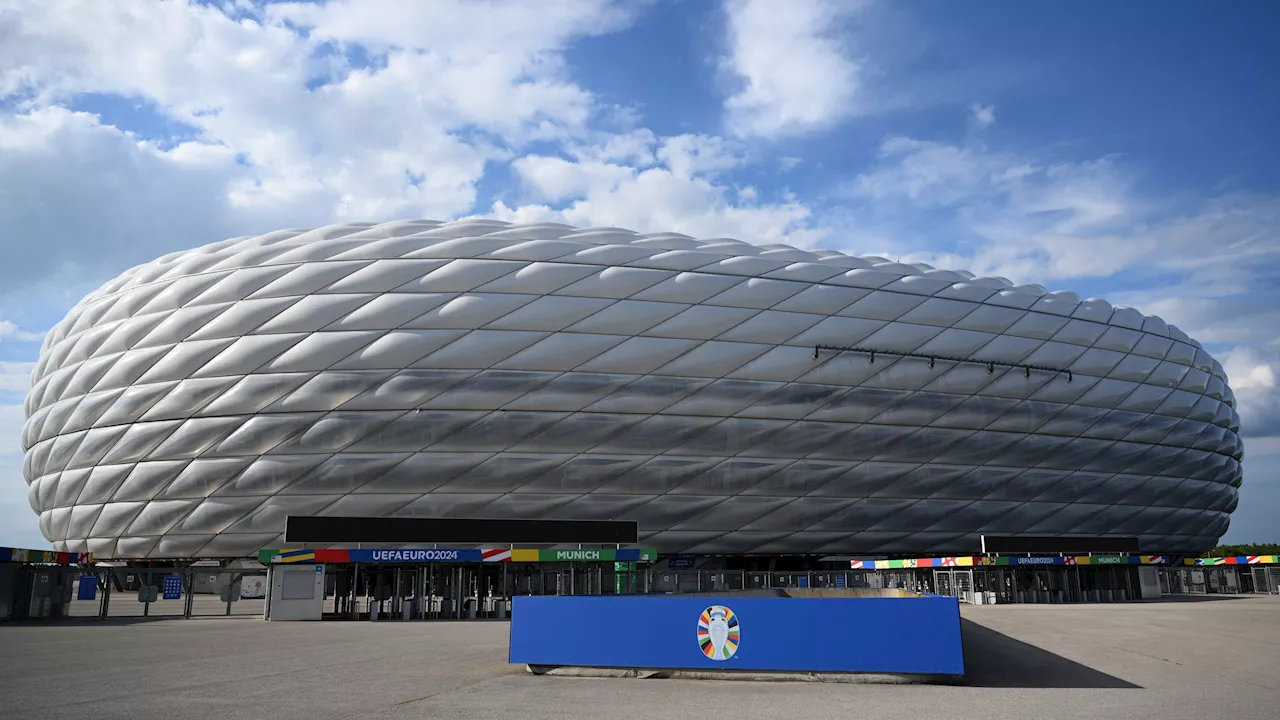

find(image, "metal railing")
[814,344,1074,381]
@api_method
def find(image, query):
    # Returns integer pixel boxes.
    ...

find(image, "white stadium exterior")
[21,219,1243,558]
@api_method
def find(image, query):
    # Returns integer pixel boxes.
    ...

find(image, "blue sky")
[1,0,1277,549]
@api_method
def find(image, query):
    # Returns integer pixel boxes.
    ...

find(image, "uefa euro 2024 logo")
[697,605,739,660]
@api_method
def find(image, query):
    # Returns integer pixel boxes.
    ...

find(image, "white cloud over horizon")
[720,0,867,138]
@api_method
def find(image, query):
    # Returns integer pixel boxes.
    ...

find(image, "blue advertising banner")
[346,549,484,563]
[77,575,97,601]
[613,549,653,562]
[510,596,964,676]
[163,574,183,600]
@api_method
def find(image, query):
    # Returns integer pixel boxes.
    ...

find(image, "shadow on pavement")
[960,619,1139,689]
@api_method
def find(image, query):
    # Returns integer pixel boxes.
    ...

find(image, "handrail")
[813,344,1073,382]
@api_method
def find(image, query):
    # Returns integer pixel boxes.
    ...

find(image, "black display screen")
[981,535,1141,554]
[285,516,639,544]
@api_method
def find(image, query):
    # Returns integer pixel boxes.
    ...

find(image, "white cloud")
[720,0,866,138]
[0,401,43,549]
[0,362,35,394]
[971,103,995,128]
[265,0,638,63]
[511,155,635,204]
[0,402,22,454]
[498,130,819,243]
[568,128,658,166]
[494,133,821,244]
[1223,348,1276,392]
[850,137,1010,207]
[0,321,43,343]
[656,134,742,178]
[0,107,251,285]
[844,137,1280,286]
[1217,346,1280,439]
[0,0,829,297]
[492,162,822,246]
[0,0,647,291]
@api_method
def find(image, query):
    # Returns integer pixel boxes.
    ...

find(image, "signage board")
[1086,556,1130,565]
[258,547,658,564]
[77,575,97,601]
[510,596,965,675]
[350,549,484,563]
[855,554,1171,570]
[162,574,183,600]
[526,549,658,563]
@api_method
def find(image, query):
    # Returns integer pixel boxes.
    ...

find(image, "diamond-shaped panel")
[21,220,1241,557]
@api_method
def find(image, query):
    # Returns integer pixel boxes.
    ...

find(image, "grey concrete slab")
[1,596,1277,720]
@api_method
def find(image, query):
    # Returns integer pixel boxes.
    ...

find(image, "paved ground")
[67,594,266,618]
[2,596,1277,720]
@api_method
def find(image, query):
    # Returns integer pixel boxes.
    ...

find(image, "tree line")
[1209,543,1280,557]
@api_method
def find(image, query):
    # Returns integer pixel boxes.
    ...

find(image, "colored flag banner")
[852,554,1176,570]
[258,548,659,564]
[1187,555,1280,566]
[0,546,93,564]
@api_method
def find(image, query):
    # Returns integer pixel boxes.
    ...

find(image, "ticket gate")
[329,563,503,620]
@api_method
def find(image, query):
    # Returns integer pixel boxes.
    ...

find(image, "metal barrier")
[15,560,1280,622]
[1159,566,1266,596]
[1252,567,1280,594]
[58,566,268,620]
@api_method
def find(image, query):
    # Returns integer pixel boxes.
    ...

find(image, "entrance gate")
[329,563,506,620]
[932,569,974,603]
[1253,567,1280,594]
[306,551,658,620]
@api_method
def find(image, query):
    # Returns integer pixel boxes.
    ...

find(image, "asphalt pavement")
[1,595,1276,720]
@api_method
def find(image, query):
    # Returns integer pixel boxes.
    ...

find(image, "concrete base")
[528,666,673,679]
[526,665,947,684]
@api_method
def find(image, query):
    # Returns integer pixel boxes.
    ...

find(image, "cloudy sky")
[1,0,1277,549]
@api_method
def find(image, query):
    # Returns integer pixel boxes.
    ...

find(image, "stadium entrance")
[263,548,657,621]
[260,515,653,621]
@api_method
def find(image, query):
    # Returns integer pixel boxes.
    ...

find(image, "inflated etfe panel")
[21,219,1242,558]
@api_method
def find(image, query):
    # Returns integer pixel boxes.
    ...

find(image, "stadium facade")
[21,220,1243,559]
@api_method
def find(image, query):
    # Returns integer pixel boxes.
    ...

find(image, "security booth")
[0,546,94,621]
[261,515,652,621]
